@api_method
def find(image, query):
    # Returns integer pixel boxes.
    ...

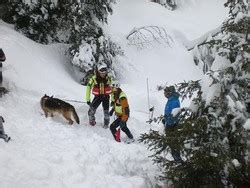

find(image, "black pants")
[165,125,183,163]
[0,62,2,85]
[0,118,8,141]
[88,95,110,125]
[110,118,133,139]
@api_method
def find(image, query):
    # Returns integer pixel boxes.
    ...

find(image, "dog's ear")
[51,95,54,98]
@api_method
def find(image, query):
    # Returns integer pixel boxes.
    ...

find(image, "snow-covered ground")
[0,0,228,187]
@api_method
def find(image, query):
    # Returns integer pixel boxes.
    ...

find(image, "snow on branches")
[126,26,174,49]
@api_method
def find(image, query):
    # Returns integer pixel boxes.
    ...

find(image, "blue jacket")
[164,92,180,126]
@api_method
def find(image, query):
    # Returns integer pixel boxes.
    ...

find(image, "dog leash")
[64,99,87,104]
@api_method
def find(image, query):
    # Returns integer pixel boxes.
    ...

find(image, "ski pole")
[147,78,150,120]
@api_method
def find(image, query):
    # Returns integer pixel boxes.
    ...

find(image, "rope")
[63,99,87,104]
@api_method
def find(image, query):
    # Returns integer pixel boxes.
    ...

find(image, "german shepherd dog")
[40,94,80,125]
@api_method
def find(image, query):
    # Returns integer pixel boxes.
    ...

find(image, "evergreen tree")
[151,0,177,10]
[4,0,63,44]
[140,0,249,186]
[4,0,122,82]
[63,0,122,83]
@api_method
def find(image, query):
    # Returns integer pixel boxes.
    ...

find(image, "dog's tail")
[71,107,80,124]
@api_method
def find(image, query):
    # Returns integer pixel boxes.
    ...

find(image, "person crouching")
[109,82,134,143]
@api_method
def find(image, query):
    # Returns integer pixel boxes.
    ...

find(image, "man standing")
[86,63,112,127]
[163,85,183,164]
[0,116,11,142]
[109,82,134,143]
[0,48,6,87]
[0,48,7,96]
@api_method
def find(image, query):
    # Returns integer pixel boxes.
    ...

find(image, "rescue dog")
[40,94,80,125]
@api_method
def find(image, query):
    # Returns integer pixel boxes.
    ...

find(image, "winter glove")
[181,107,186,112]
[161,118,165,125]
[87,101,91,106]
[120,120,126,129]
[109,108,114,116]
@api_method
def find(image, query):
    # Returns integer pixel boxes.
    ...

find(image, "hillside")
[0,0,228,187]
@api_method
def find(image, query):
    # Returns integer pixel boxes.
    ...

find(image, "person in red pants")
[109,82,134,143]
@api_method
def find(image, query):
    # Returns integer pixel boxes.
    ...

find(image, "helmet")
[111,81,120,88]
[164,85,175,94]
[97,63,108,73]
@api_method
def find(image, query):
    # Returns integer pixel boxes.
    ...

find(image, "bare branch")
[126,26,173,49]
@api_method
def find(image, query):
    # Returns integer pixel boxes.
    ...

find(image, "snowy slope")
[0,22,160,188]
[0,1,228,187]
[105,0,228,115]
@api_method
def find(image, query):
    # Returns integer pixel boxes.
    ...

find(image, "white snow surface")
[244,119,250,130]
[0,0,228,187]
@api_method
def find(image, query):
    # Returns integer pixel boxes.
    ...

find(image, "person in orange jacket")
[109,82,134,143]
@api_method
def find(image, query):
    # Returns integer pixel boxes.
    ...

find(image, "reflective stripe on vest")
[100,83,104,94]
[90,75,112,95]
[114,92,127,114]
[105,87,112,94]
[92,85,112,95]
[92,87,100,95]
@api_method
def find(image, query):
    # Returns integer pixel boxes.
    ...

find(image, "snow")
[244,119,250,130]
[172,108,181,117]
[0,0,229,187]
[232,159,241,168]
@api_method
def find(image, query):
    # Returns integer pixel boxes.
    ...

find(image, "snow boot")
[125,138,135,144]
[103,119,109,129]
[115,128,121,142]
[0,87,8,97]
[0,134,10,142]
[103,124,109,129]
[4,135,11,142]
[89,120,96,126]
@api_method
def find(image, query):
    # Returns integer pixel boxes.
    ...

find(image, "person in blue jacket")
[162,85,183,164]
[163,85,180,126]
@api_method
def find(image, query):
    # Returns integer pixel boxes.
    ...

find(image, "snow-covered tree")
[4,0,122,82]
[4,0,62,43]
[62,0,122,83]
[151,0,177,10]
[140,0,249,187]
